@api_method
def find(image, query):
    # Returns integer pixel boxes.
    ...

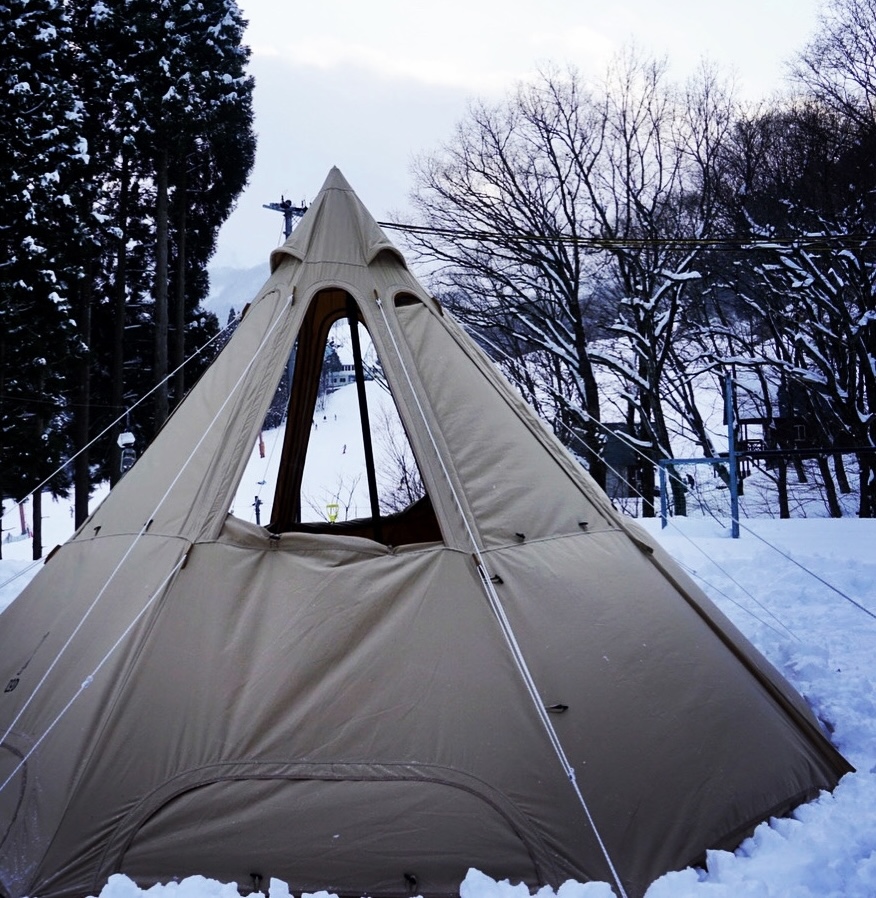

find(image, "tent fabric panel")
[114,775,546,895]
[36,536,614,895]
[622,519,850,761]
[0,532,189,741]
[69,283,302,544]
[487,529,848,895]
[102,539,553,781]
[357,293,486,551]
[393,302,617,548]
[0,535,190,898]
[0,744,31,895]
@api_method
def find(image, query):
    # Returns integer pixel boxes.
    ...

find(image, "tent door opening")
[232,288,441,546]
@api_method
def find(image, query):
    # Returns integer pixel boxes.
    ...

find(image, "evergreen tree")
[109,0,255,433]
[62,0,255,505]
[0,0,85,552]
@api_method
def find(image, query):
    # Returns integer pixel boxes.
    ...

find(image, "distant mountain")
[205,262,271,324]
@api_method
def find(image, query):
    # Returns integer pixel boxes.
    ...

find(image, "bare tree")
[408,52,738,514]
[374,406,425,513]
[792,0,876,126]
[303,473,364,523]
[584,53,737,514]
[408,65,611,487]
[712,93,876,517]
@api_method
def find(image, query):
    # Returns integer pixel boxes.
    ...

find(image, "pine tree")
[0,0,86,552]
[61,0,254,503]
[112,0,255,432]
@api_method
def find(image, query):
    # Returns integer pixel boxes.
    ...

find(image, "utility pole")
[263,196,307,239]
[725,373,740,539]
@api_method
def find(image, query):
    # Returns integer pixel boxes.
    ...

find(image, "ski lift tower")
[263,196,308,239]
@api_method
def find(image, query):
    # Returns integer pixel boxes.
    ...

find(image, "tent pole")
[346,297,383,542]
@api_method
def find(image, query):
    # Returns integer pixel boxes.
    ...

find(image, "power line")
[377,219,876,252]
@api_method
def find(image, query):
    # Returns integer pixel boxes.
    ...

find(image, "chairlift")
[117,431,137,474]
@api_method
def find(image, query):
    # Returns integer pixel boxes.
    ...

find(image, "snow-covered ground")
[1,385,875,897]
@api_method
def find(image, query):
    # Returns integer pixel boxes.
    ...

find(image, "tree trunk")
[817,455,842,517]
[669,466,688,518]
[833,452,851,494]
[31,488,42,561]
[793,457,808,483]
[73,261,93,528]
[858,456,876,518]
[640,457,656,517]
[153,148,170,432]
[0,339,4,559]
[109,153,130,487]
[575,349,606,490]
[778,459,790,519]
[172,165,188,406]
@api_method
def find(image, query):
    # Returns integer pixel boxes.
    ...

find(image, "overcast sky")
[211,0,824,271]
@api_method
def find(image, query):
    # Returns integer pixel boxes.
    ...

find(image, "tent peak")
[321,166,353,192]
[269,168,406,273]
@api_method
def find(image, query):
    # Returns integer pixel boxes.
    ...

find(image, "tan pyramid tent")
[0,169,851,898]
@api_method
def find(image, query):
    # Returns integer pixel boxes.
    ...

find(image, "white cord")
[0,314,239,531]
[375,296,629,898]
[0,556,187,796]
[0,296,294,781]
